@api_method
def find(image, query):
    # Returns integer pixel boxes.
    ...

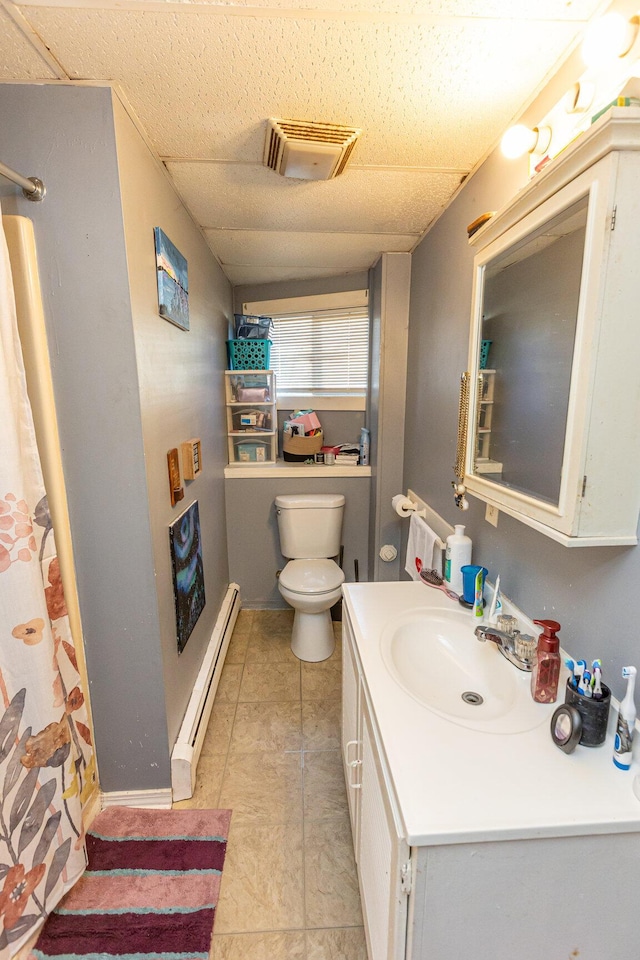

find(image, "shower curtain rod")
[0,160,45,201]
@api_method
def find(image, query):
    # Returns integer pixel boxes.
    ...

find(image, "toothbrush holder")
[564,680,611,747]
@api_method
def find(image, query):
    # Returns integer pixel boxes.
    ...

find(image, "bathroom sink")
[380,607,549,734]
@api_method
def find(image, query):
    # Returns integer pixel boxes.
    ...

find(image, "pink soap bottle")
[531,619,561,703]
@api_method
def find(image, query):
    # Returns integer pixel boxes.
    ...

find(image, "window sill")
[224,461,372,479]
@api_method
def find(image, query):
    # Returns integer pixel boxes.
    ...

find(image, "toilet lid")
[279,559,345,594]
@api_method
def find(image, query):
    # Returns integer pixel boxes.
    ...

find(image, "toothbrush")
[592,660,603,700]
[575,659,586,691]
[565,659,577,688]
[582,670,593,698]
[488,574,502,624]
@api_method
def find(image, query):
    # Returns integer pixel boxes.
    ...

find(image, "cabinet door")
[358,694,410,960]
[341,614,361,851]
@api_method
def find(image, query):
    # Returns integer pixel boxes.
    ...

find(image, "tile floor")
[173,609,367,960]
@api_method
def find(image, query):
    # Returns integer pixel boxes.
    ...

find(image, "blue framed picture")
[169,500,205,653]
[154,227,189,331]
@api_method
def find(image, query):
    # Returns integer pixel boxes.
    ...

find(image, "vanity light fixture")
[500,124,552,160]
[564,81,596,115]
[582,12,640,68]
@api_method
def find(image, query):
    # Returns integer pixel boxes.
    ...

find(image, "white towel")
[405,514,442,580]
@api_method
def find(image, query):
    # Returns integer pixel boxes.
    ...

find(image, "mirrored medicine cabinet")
[460,109,640,547]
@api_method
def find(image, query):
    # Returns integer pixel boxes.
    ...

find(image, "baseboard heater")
[171,582,241,802]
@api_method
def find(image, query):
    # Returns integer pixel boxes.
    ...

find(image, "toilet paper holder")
[392,493,426,519]
[391,493,447,552]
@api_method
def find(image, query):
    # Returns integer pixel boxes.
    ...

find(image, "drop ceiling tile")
[24,8,581,167]
[167,162,461,235]
[222,263,355,286]
[205,229,417,270]
[0,8,57,78]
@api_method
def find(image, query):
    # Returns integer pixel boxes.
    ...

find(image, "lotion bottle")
[444,525,472,596]
[613,666,637,770]
[531,619,561,703]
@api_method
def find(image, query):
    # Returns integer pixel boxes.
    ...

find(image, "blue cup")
[460,565,488,605]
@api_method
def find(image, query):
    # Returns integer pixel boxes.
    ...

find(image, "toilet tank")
[275,493,345,559]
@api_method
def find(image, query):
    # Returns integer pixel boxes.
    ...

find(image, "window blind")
[270,307,370,395]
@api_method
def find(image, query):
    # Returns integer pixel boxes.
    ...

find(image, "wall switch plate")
[485,504,499,527]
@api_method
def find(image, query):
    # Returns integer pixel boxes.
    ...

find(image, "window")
[243,292,369,408]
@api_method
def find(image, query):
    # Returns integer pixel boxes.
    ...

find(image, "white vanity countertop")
[343,581,640,847]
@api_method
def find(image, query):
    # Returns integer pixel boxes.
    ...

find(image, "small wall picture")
[181,438,202,481]
[154,227,189,330]
[167,448,184,507]
[169,500,206,653]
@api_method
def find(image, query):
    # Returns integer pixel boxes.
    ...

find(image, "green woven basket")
[227,340,272,370]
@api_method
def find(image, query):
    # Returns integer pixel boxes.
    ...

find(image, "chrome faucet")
[474,625,534,672]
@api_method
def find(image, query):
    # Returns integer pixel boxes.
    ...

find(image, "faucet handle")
[496,613,518,636]
[515,634,537,663]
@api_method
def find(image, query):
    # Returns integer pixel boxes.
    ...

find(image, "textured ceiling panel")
[0,7,56,78]
[206,228,417,269]
[167,162,462,234]
[190,0,602,15]
[222,263,357,285]
[24,8,579,168]
[19,0,603,20]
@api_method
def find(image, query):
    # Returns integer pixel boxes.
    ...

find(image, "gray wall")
[0,83,233,791]
[113,97,233,750]
[277,409,364,450]
[368,254,411,582]
[225,477,370,606]
[404,95,640,702]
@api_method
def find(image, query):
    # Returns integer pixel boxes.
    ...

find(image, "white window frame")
[243,291,369,411]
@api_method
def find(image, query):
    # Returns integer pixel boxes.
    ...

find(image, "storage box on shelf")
[225,370,277,464]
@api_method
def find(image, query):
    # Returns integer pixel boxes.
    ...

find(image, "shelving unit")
[475,370,503,475]
[225,370,277,464]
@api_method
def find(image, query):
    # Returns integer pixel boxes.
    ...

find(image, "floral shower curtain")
[0,206,94,956]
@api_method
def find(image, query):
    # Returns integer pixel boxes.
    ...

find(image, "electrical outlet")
[485,504,499,527]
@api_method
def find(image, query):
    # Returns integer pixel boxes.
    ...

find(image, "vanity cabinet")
[462,109,640,546]
[342,612,409,960]
[341,586,640,960]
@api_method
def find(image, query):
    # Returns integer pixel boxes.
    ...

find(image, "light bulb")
[582,13,638,67]
[500,125,551,160]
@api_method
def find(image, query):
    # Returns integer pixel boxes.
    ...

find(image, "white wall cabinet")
[463,110,640,546]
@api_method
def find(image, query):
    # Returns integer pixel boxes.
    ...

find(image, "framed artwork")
[167,448,184,507]
[154,227,189,330]
[181,438,202,480]
[169,500,206,653]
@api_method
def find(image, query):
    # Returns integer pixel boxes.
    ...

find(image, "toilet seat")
[279,559,345,595]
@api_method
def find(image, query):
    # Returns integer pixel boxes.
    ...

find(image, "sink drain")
[461,691,484,706]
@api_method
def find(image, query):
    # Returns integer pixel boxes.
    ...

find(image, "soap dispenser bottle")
[531,619,562,703]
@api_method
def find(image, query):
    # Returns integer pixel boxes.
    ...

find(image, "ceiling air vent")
[263,118,362,181]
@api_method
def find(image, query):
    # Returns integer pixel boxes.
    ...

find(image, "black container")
[564,679,611,746]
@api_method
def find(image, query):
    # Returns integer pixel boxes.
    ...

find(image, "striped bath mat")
[31,806,231,960]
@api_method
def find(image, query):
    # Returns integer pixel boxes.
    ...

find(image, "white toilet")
[275,493,346,662]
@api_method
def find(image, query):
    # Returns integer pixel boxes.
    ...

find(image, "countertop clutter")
[342,580,640,847]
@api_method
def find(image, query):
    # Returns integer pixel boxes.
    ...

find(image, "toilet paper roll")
[392,494,413,518]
